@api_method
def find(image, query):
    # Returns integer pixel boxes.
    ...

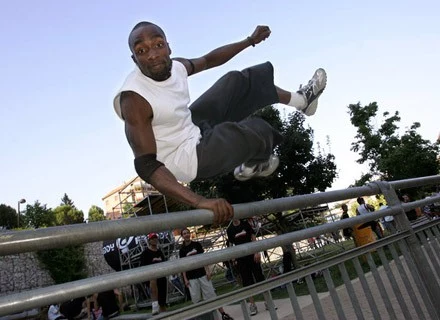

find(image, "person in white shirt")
[48,304,66,320]
[379,202,396,234]
[356,197,383,239]
[114,22,327,225]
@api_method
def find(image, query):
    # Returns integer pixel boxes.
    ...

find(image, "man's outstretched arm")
[174,25,271,76]
[120,91,233,225]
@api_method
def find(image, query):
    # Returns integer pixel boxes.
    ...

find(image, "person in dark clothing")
[281,244,297,274]
[59,297,86,320]
[94,289,123,320]
[227,219,265,315]
[400,194,418,221]
[140,232,167,315]
[340,203,353,240]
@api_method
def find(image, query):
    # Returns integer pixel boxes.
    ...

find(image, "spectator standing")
[340,204,353,240]
[356,197,383,239]
[379,202,396,234]
[227,219,265,316]
[400,194,418,221]
[140,232,168,315]
[179,228,233,320]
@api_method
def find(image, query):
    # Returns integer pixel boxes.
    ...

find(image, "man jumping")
[114,22,327,225]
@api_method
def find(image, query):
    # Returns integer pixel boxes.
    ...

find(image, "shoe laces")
[299,79,315,99]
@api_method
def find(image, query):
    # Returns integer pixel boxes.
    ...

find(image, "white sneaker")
[249,303,258,316]
[265,302,278,310]
[151,301,160,315]
[297,68,327,116]
[234,155,279,181]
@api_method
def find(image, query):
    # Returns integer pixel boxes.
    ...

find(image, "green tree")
[23,201,54,229]
[53,205,84,225]
[0,204,18,229]
[36,200,87,284]
[88,205,106,222]
[348,102,440,185]
[60,193,75,207]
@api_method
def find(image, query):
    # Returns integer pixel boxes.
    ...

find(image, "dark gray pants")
[190,62,282,180]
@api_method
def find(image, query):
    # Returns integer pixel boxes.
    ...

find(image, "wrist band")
[247,36,255,47]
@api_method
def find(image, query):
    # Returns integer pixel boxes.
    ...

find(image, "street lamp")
[17,198,26,228]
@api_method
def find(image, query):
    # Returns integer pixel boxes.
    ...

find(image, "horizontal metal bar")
[0,182,377,255]
[2,176,439,256]
[388,175,440,190]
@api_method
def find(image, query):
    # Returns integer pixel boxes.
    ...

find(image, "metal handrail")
[2,175,440,256]
[0,175,439,317]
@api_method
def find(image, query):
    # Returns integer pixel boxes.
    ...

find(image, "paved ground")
[219,258,435,320]
[116,225,439,320]
[118,257,434,320]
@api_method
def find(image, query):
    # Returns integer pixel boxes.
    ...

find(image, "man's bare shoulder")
[120,90,147,104]
[120,91,152,120]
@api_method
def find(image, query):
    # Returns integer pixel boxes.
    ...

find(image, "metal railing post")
[372,181,440,319]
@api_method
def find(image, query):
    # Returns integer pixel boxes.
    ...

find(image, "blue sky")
[1,0,439,215]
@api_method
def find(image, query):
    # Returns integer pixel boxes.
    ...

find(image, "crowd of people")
[47,290,124,320]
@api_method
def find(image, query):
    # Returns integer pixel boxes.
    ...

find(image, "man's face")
[129,25,172,81]
[181,229,191,241]
[149,236,158,245]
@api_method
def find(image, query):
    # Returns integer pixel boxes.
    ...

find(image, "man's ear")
[131,54,137,65]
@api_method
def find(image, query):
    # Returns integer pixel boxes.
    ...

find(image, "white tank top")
[114,61,201,183]
[357,204,371,216]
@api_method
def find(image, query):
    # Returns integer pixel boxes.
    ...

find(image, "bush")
[37,245,87,284]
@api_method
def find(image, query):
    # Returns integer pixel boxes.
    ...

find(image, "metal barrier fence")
[1,175,440,319]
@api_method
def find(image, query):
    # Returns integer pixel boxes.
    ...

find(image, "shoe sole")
[254,156,280,178]
[234,167,255,181]
[303,68,327,116]
[234,156,279,181]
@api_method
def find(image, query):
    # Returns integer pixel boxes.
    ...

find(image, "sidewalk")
[217,295,318,320]
[220,258,432,320]
[117,258,433,320]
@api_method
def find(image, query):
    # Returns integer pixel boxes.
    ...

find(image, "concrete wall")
[0,242,114,297]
